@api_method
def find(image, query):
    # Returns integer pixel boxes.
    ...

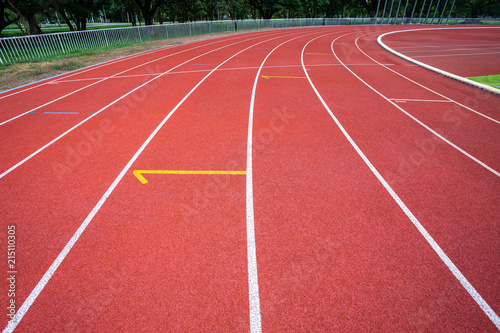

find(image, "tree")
[456,0,500,17]
[133,0,165,24]
[1,0,19,35]
[356,0,378,16]
[301,0,329,17]
[247,0,284,18]
[6,0,42,34]
[222,0,248,19]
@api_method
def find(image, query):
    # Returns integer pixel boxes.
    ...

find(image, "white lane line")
[0,32,271,126]
[0,32,281,180]
[403,46,500,53]
[302,33,500,331]
[393,43,500,50]
[1,31,300,333]
[246,30,324,333]
[355,35,500,124]
[338,35,500,177]
[413,51,500,58]
[389,98,452,102]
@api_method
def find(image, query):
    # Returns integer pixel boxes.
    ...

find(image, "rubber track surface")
[0,25,498,332]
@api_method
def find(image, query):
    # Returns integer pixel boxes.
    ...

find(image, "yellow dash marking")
[261,76,307,79]
[305,53,332,55]
[133,170,246,184]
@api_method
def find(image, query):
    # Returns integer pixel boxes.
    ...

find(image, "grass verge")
[468,74,500,89]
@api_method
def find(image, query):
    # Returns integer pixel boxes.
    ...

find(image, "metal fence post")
[445,0,456,24]
[388,0,395,24]
[431,0,442,23]
[395,0,403,24]
[417,0,427,23]
[438,0,449,24]
[375,0,382,23]
[137,26,142,42]
[381,0,388,24]
[425,0,434,23]
[409,0,418,23]
[0,45,5,65]
[57,34,66,54]
[402,0,410,23]
[103,29,109,47]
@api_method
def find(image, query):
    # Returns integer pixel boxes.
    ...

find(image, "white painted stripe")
[393,43,500,49]
[389,98,452,102]
[0,32,280,180]
[302,32,500,331]
[246,30,321,333]
[2,31,300,333]
[355,35,500,124]
[403,46,500,53]
[340,35,500,177]
[0,32,274,126]
[413,51,500,58]
[376,28,500,97]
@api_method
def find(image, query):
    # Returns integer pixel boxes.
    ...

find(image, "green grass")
[468,74,500,89]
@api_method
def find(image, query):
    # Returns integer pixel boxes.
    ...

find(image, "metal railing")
[0,17,498,65]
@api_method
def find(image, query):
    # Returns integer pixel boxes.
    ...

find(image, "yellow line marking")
[133,170,246,184]
[261,75,307,79]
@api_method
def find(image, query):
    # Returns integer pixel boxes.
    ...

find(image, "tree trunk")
[80,17,87,30]
[59,10,76,31]
[6,0,29,35]
[143,10,154,25]
[27,13,42,34]
[0,1,18,35]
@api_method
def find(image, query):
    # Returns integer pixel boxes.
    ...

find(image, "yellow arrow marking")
[133,170,246,184]
[261,76,307,79]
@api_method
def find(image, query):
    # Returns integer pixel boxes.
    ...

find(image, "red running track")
[0,25,499,332]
